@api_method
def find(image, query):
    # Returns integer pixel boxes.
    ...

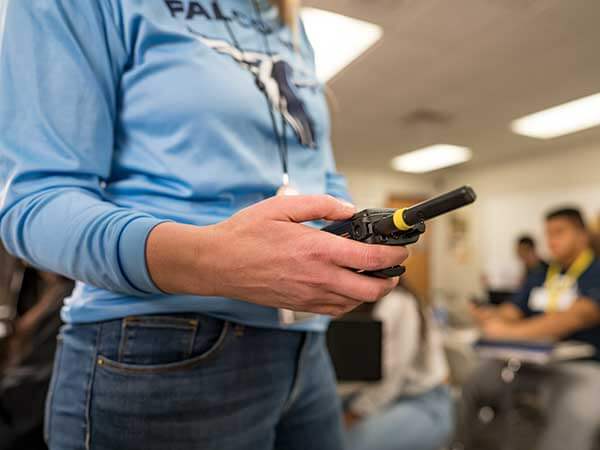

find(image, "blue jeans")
[44,313,344,450]
[345,385,454,450]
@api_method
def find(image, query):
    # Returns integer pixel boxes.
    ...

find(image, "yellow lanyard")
[545,249,594,312]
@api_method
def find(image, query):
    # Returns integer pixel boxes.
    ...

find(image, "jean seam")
[84,323,102,450]
[186,321,199,358]
[44,334,64,446]
[281,332,310,416]
[117,319,128,362]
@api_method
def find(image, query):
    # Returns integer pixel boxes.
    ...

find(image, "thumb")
[260,195,356,223]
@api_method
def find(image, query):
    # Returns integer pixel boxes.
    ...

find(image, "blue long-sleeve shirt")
[0,0,350,330]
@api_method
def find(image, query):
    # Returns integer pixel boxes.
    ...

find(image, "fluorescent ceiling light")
[511,92,600,139]
[0,0,8,50]
[391,145,472,173]
[301,8,383,82]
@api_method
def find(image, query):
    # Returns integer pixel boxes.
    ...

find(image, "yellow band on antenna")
[393,208,411,231]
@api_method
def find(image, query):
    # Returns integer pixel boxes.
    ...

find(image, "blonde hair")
[272,0,300,30]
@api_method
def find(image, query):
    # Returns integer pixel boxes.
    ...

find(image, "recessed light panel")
[301,8,383,83]
[511,92,600,139]
[391,145,472,173]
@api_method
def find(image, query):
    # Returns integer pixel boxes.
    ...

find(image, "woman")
[0,1,409,449]
[344,283,454,450]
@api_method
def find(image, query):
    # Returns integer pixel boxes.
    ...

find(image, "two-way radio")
[322,186,477,278]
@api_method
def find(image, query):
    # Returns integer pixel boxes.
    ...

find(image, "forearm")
[506,314,581,341]
[471,303,523,325]
[0,187,166,296]
[497,303,524,322]
[510,314,571,340]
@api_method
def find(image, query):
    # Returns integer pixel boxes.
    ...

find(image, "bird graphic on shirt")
[188,31,317,149]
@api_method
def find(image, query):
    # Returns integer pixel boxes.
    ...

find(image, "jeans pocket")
[97,315,230,374]
[44,335,64,445]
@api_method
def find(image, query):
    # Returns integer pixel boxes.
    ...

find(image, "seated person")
[343,282,453,450]
[0,242,74,450]
[515,235,548,284]
[480,235,548,306]
[591,230,600,256]
[464,207,600,450]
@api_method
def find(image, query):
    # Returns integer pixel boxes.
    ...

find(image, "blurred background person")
[515,235,548,283]
[343,281,453,450]
[471,234,548,322]
[591,215,600,256]
[0,242,74,450]
[462,207,600,450]
[473,234,548,315]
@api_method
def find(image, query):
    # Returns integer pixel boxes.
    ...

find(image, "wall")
[340,146,600,306]
[339,167,435,209]
[431,145,600,304]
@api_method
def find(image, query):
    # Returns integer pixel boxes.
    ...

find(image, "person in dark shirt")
[474,208,600,351]
[515,235,549,283]
[463,207,600,450]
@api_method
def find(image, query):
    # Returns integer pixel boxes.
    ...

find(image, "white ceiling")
[304,0,600,176]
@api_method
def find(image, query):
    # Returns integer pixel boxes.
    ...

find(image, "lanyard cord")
[544,248,594,312]
[545,249,594,284]
[221,0,290,183]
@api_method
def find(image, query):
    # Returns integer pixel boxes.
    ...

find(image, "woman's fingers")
[324,267,399,303]
[324,234,410,272]
[294,293,364,317]
[252,194,356,222]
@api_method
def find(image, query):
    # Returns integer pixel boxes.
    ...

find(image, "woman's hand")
[146,195,409,316]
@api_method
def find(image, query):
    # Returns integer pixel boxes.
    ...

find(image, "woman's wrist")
[145,222,218,297]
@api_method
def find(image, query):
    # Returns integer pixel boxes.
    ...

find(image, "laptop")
[326,318,382,382]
